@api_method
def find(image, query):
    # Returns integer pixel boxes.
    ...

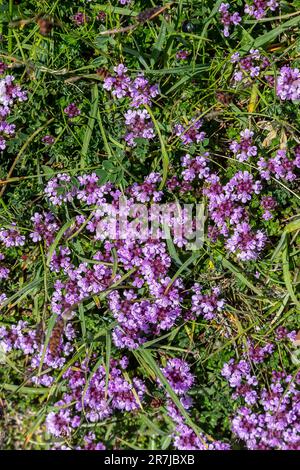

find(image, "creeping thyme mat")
[0,0,299,450]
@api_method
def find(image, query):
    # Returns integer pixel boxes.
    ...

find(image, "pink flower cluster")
[218,3,241,38]
[231,50,270,84]
[203,170,265,261]
[162,358,231,450]
[258,148,300,182]
[0,74,27,150]
[174,118,206,146]
[245,0,279,20]
[230,129,257,162]
[103,64,159,147]
[222,347,300,449]
[46,357,146,437]
[219,1,279,37]
[276,66,300,101]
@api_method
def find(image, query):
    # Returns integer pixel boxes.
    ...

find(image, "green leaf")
[46,219,74,267]
[80,84,99,168]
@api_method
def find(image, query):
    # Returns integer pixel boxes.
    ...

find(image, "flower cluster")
[124,109,155,147]
[222,351,300,449]
[276,66,300,101]
[0,74,27,149]
[161,358,195,395]
[71,12,89,26]
[260,195,277,220]
[174,118,206,146]
[181,153,210,182]
[0,319,76,386]
[0,223,26,247]
[245,0,279,20]
[103,64,159,146]
[161,358,230,450]
[64,103,81,119]
[45,173,77,205]
[230,129,257,162]
[30,212,60,246]
[204,170,265,260]
[258,148,300,182]
[218,3,241,38]
[41,171,192,347]
[0,62,8,75]
[42,135,55,145]
[0,253,9,280]
[176,50,190,60]
[110,277,183,349]
[103,65,159,106]
[219,1,279,36]
[191,284,225,321]
[46,357,145,436]
[231,50,270,84]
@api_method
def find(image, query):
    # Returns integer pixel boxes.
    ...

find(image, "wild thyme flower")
[0,223,25,247]
[64,103,81,118]
[0,74,26,148]
[161,358,195,395]
[0,253,9,279]
[225,222,266,261]
[260,195,277,220]
[124,109,155,147]
[276,66,300,101]
[230,129,257,162]
[71,12,90,26]
[222,354,300,449]
[231,49,270,84]
[245,0,279,20]
[174,118,206,145]
[176,50,190,60]
[218,3,241,37]
[42,135,55,145]
[258,149,299,181]
[191,284,225,320]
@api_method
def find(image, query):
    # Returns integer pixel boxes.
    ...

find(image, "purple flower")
[226,222,266,261]
[245,0,279,20]
[64,103,81,119]
[224,171,262,203]
[161,358,194,395]
[42,135,55,145]
[230,129,257,162]
[223,354,300,449]
[231,49,270,84]
[103,64,131,99]
[176,50,190,60]
[124,109,155,147]
[0,62,7,75]
[0,223,25,247]
[71,12,89,26]
[261,195,277,220]
[191,283,224,321]
[45,173,77,206]
[219,3,241,37]
[276,66,300,101]
[173,423,230,450]
[258,149,299,182]
[0,253,9,279]
[174,118,206,145]
[129,75,159,108]
[181,153,210,182]
[30,212,59,246]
